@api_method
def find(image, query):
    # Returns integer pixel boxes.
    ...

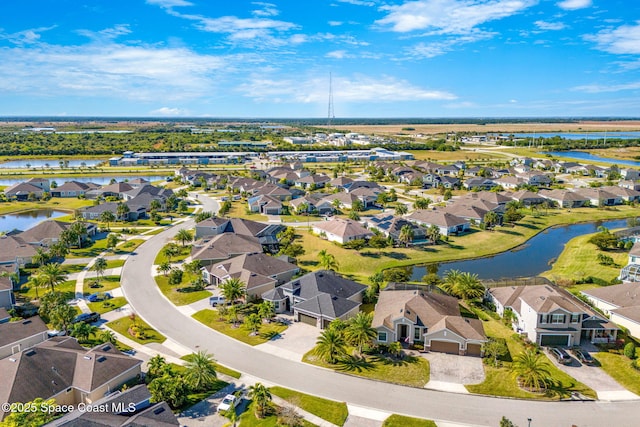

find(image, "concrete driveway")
[255,320,320,361]
[423,353,485,393]
[546,348,639,401]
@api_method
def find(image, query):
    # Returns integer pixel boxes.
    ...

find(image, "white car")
[217,394,238,413]
[210,296,226,307]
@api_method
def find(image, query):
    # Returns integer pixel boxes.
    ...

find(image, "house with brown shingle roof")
[0,235,37,267]
[191,233,263,265]
[0,316,48,359]
[407,209,469,236]
[51,181,92,198]
[0,276,14,310]
[0,337,142,420]
[312,218,373,244]
[581,283,640,340]
[488,285,618,346]
[372,289,486,356]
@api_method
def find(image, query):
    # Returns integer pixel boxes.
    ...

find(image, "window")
[414,328,422,340]
[377,332,387,342]
[274,302,279,310]
[570,314,580,323]
[540,314,546,324]
[551,314,566,324]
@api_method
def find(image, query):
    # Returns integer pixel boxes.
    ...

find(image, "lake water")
[0,209,67,233]
[544,151,640,167]
[0,159,104,169]
[410,218,629,281]
[0,175,166,187]
[507,132,640,140]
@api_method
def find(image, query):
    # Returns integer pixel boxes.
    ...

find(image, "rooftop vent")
[22,320,32,325]
[84,355,92,360]
[25,350,36,357]
[97,356,106,363]
[9,358,16,362]
[102,345,111,351]
[153,407,165,415]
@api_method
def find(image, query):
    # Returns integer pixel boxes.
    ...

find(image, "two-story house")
[488,285,618,346]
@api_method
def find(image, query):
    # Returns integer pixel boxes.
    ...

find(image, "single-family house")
[312,218,373,244]
[247,194,283,215]
[51,181,92,198]
[294,174,331,189]
[619,180,640,191]
[0,316,49,360]
[79,202,146,221]
[4,182,46,200]
[372,289,487,356]
[17,220,96,247]
[463,177,497,191]
[262,270,366,327]
[488,285,618,346]
[539,189,589,208]
[601,186,640,203]
[0,235,37,267]
[581,283,640,340]
[365,214,428,245]
[329,176,354,190]
[191,233,264,265]
[509,190,546,206]
[407,209,470,236]
[573,188,622,206]
[516,172,552,187]
[0,276,15,310]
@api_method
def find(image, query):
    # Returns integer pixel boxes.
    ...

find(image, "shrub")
[597,253,615,266]
[168,268,184,285]
[624,342,637,360]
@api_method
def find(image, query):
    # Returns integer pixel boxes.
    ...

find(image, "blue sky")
[0,0,639,118]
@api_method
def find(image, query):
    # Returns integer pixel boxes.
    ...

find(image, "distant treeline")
[498,136,640,151]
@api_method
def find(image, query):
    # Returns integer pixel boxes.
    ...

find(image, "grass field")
[593,349,640,396]
[15,279,77,302]
[84,275,121,294]
[382,415,437,427]
[67,238,109,258]
[0,198,92,215]
[153,244,192,264]
[87,296,127,314]
[270,386,349,426]
[297,206,640,283]
[154,274,211,306]
[238,401,317,427]
[180,353,242,379]
[116,238,145,253]
[106,316,166,345]
[192,309,288,346]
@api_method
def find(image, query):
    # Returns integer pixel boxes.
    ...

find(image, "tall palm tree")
[99,210,116,231]
[27,273,45,301]
[92,257,108,286]
[161,244,181,263]
[413,197,431,210]
[244,313,261,335]
[394,203,408,216]
[99,329,117,344]
[174,229,194,247]
[456,272,485,300]
[426,224,441,245]
[313,328,347,364]
[227,305,239,327]
[258,301,275,323]
[511,349,552,392]
[184,350,217,391]
[157,261,172,277]
[69,221,87,248]
[116,202,130,221]
[484,211,499,229]
[345,312,377,356]
[398,224,415,247]
[442,269,463,296]
[318,250,338,271]
[38,263,67,292]
[32,248,50,268]
[69,322,98,343]
[248,382,272,419]
[220,277,246,305]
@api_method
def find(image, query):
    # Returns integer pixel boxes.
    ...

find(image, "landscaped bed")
[106,315,166,345]
[84,275,121,294]
[192,309,287,346]
[179,353,242,379]
[88,296,127,314]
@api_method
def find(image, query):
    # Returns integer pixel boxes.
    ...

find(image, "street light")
[527,418,532,427]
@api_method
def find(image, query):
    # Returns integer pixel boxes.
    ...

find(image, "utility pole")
[327,72,335,132]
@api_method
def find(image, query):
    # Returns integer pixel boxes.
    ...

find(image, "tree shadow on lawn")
[335,356,375,373]
[496,229,523,236]
[370,354,418,367]
[384,252,408,260]
[517,222,543,230]
[299,260,319,267]
[361,252,381,259]
[545,379,587,399]
[261,330,282,341]
[177,286,206,293]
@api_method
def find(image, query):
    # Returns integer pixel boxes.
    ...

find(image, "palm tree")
[426,224,441,245]
[313,328,347,364]
[32,247,50,268]
[388,341,403,359]
[184,259,202,276]
[248,382,272,419]
[38,263,67,292]
[484,211,499,230]
[70,322,98,343]
[394,203,408,216]
[413,197,431,210]
[331,198,342,211]
[48,241,69,259]
[92,257,108,286]
[184,350,217,391]
[245,313,261,335]
[147,355,168,380]
[99,210,116,231]
[174,229,194,247]
[318,250,338,271]
[157,261,172,276]
[116,202,130,221]
[69,221,87,248]
[345,312,376,356]
[220,278,246,305]
[227,305,240,327]
[511,349,552,392]
[161,244,181,263]
[27,273,45,301]
[398,224,415,247]
[348,210,360,221]
[258,301,275,323]
[456,272,485,300]
[99,329,117,344]
[442,269,463,296]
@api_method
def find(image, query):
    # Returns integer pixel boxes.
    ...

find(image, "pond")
[543,151,640,167]
[410,218,630,281]
[0,159,104,169]
[0,175,166,187]
[0,209,67,233]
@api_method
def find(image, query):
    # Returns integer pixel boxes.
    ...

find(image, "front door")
[398,324,409,341]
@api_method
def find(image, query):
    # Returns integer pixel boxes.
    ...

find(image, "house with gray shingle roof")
[372,289,486,356]
[0,276,15,310]
[263,270,366,328]
[0,316,48,359]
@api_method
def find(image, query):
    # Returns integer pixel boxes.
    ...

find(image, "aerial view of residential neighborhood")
[2,1,640,427]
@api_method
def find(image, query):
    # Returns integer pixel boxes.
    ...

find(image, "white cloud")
[376,0,536,34]
[407,29,494,58]
[571,81,640,93]
[326,50,350,59]
[0,42,228,101]
[0,26,56,45]
[585,22,640,55]
[237,74,456,103]
[335,0,376,6]
[145,0,193,8]
[251,2,280,17]
[556,0,591,11]
[328,21,343,26]
[76,24,132,41]
[534,20,566,31]
[150,107,189,116]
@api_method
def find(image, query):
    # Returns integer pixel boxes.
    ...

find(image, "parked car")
[209,296,226,307]
[87,292,112,302]
[549,347,572,365]
[217,394,238,413]
[72,312,101,324]
[572,348,595,365]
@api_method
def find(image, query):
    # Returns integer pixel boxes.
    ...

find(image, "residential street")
[119,193,640,427]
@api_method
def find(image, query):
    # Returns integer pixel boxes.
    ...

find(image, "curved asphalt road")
[120,195,640,427]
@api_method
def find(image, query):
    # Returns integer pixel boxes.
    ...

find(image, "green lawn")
[15,279,77,302]
[116,238,145,253]
[180,354,242,379]
[155,274,211,306]
[238,401,317,427]
[593,350,640,395]
[105,259,125,269]
[270,386,349,426]
[226,201,268,221]
[154,244,192,264]
[67,238,109,258]
[541,232,628,285]
[84,275,121,294]
[192,309,288,346]
[0,198,92,215]
[142,227,166,236]
[296,206,640,283]
[106,316,166,345]
[303,349,430,388]
[87,296,127,314]
[465,308,597,400]
[60,263,88,274]
[382,414,437,427]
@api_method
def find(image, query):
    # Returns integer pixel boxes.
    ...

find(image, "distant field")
[334,121,640,136]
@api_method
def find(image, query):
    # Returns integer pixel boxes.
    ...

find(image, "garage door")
[467,343,482,357]
[540,335,570,347]
[298,313,317,327]
[430,340,460,354]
